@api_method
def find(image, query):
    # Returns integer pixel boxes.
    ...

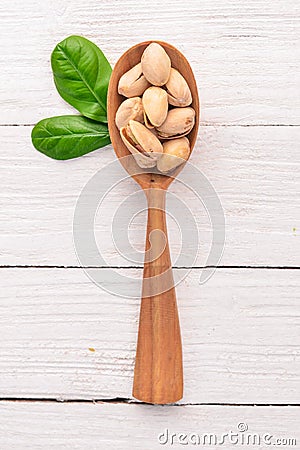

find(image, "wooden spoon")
[107,41,199,404]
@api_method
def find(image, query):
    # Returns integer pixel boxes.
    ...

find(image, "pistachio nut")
[157,137,190,173]
[142,86,168,128]
[120,120,163,168]
[115,97,144,130]
[156,107,195,139]
[141,43,171,86]
[118,63,150,97]
[165,68,192,107]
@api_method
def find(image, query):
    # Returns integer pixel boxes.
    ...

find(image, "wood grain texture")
[0,268,299,403]
[0,0,299,124]
[133,189,183,404]
[0,402,299,449]
[0,125,299,267]
[0,0,300,430]
[107,40,201,404]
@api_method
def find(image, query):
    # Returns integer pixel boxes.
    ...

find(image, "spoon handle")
[132,187,183,404]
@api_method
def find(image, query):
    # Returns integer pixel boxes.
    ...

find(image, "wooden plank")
[0,402,299,449]
[0,0,299,124]
[0,125,299,267]
[0,268,299,403]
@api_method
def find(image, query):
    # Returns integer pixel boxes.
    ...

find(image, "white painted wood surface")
[0,125,299,267]
[0,0,300,446]
[0,402,299,450]
[1,268,299,403]
[1,0,300,125]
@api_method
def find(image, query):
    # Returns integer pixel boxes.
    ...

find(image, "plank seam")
[0,398,300,407]
[0,124,300,127]
[0,265,299,270]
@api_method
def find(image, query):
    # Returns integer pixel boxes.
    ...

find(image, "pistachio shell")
[156,107,195,139]
[118,63,150,97]
[120,120,163,168]
[129,120,163,155]
[142,86,168,128]
[157,137,190,173]
[141,43,171,86]
[165,68,192,107]
[143,112,154,129]
[115,97,144,129]
[120,128,156,168]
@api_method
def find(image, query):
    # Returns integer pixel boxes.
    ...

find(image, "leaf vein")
[57,46,106,112]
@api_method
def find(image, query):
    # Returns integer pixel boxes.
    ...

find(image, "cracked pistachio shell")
[141,43,171,86]
[142,87,168,128]
[165,68,192,107]
[115,97,144,130]
[157,137,190,173]
[118,63,150,97]
[120,120,163,168]
[156,107,195,139]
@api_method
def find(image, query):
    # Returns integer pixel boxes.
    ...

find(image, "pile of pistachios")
[115,43,195,173]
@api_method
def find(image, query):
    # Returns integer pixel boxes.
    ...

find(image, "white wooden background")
[0,0,300,448]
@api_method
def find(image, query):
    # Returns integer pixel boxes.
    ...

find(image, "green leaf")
[31,115,111,160]
[51,35,112,122]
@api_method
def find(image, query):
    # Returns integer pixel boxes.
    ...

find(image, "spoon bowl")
[108,41,199,189]
[107,41,199,404]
